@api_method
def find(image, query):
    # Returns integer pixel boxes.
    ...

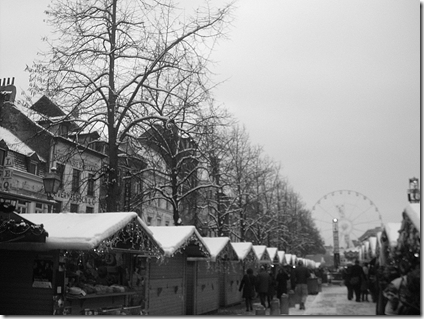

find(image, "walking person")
[239,268,256,312]
[342,264,354,300]
[350,259,365,302]
[275,267,290,299]
[293,260,310,310]
[267,270,276,307]
[255,266,270,308]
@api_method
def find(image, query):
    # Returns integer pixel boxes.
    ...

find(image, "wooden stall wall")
[195,261,219,314]
[0,250,56,315]
[219,261,243,307]
[147,253,185,315]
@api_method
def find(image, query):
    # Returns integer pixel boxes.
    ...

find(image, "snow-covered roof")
[0,212,161,254]
[405,203,420,234]
[148,226,210,258]
[0,126,45,161]
[383,222,402,247]
[231,242,255,261]
[267,247,278,263]
[277,251,286,264]
[202,237,238,262]
[285,253,292,265]
[252,245,271,263]
[368,237,377,256]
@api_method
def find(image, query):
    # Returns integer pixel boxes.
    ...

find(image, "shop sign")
[54,191,97,205]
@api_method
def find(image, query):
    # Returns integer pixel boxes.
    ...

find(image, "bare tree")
[25,0,234,215]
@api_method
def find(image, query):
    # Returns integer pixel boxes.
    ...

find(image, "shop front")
[0,212,163,315]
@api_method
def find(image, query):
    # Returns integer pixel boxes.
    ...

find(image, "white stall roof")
[285,253,292,265]
[405,203,420,234]
[277,251,286,264]
[384,222,402,247]
[231,242,254,261]
[253,245,271,263]
[369,237,377,256]
[148,225,210,258]
[202,237,238,262]
[267,247,278,263]
[0,212,158,252]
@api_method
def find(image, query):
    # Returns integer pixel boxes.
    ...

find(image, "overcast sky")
[0,0,420,243]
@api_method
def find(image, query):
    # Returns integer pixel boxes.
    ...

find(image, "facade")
[0,90,106,214]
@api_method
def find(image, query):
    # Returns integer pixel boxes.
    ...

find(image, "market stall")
[147,225,211,315]
[193,237,239,313]
[252,245,272,270]
[0,211,163,315]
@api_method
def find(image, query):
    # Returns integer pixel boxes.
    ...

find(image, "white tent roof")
[384,222,402,247]
[277,251,286,264]
[231,242,254,261]
[267,247,278,262]
[201,237,237,262]
[285,253,292,265]
[0,212,159,252]
[148,225,210,258]
[405,203,420,234]
[252,245,271,263]
[368,237,377,256]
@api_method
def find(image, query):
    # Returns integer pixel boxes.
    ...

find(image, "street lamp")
[43,167,61,198]
[408,177,420,203]
[332,218,340,268]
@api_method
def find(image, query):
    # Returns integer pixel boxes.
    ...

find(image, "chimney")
[0,77,17,103]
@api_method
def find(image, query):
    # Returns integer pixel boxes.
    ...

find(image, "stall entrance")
[185,261,196,315]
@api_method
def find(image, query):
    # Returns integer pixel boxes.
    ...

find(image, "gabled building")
[0,82,106,214]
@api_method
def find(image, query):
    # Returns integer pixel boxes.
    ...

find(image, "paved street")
[215,284,377,316]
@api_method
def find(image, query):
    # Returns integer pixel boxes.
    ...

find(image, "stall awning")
[267,247,279,264]
[277,251,286,265]
[253,245,272,264]
[148,225,210,258]
[202,237,238,262]
[231,242,256,262]
[405,203,420,234]
[0,212,164,257]
[383,222,402,248]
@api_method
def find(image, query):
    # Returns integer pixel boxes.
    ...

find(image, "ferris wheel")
[311,190,383,249]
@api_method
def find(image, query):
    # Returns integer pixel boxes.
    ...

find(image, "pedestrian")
[349,259,365,302]
[239,268,256,312]
[275,267,289,299]
[267,270,276,307]
[293,260,310,310]
[342,264,354,300]
[255,266,270,308]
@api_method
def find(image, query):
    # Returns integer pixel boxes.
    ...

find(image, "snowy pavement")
[215,284,376,316]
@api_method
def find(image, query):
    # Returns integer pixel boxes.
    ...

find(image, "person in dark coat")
[342,264,354,300]
[255,266,270,308]
[239,268,256,312]
[293,260,310,310]
[350,259,365,302]
[276,267,290,299]
[267,270,276,307]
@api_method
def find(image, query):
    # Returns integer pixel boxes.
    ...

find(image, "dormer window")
[0,140,8,166]
[28,161,38,175]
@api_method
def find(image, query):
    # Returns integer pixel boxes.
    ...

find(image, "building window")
[157,216,162,225]
[86,206,94,214]
[54,201,62,214]
[72,169,80,193]
[87,174,95,196]
[147,216,152,226]
[35,203,43,214]
[58,125,68,137]
[16,200,27,214]
[70,203,78,213]
[165,220,170,226]
[28,161,38,175]
[0,148,6,166]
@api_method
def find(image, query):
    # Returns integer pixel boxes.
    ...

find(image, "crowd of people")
[341,259,377,303]
[239,260,314,312]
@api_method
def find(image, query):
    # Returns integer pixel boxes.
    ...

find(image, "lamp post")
[43,167,61,199]
[408,177,420,203]
[333,218,340,268]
